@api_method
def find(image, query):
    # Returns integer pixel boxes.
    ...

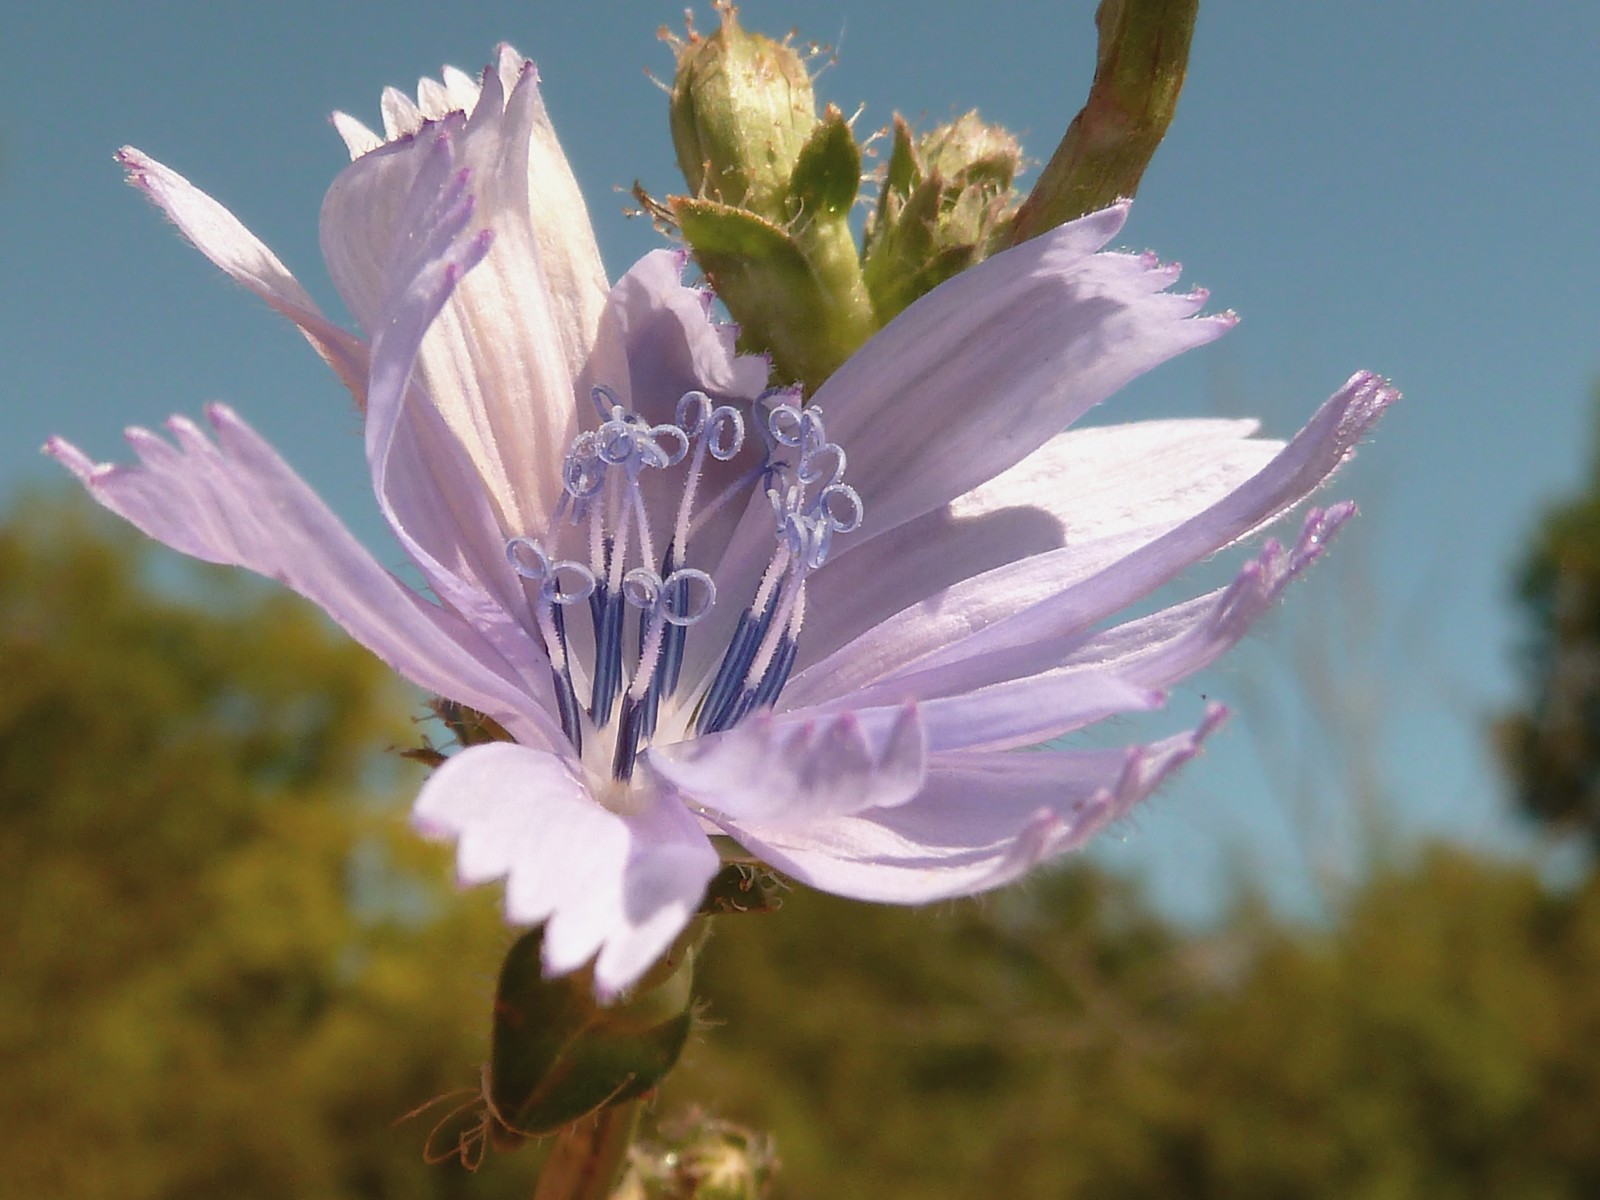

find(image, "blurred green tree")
[0,493,543,1199]
[1499,389,1600,846]
[680,849,1600,1200]
[1169,849,1600,1200]
[676,866,1200,1199]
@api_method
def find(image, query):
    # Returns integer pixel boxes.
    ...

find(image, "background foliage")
[5,488,1599,1199]
[0,496,545,1199]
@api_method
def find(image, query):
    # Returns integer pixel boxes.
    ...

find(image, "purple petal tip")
[43,436,94,478]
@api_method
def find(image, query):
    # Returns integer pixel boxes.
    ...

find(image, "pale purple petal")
[579,248,769,422]
[354,129,558,712]
[790,372,1395,707]
[830,505,1354,714]
[1056,504,1355,689]
[692,205,1239,689]
[44,410,560,750]
[710,709,1226,903]
[648,706,925,828]
[380,86,426,139]
[578,248,772,571]
[489,44,611,377]
[321,49,609,535]
[415,76,456,122]
[788,418,1283,689]
[330,111,383,159]
[116,147,368,400]
[812,201,1237,550]
[440,65,483,111]
[826,668,1164,753]
[413,742,719,998]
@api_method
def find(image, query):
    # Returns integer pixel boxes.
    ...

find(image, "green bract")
[669,4,817,221]
[485,924,701,1143]
[862,113,1022,326]
[664,7,873,391]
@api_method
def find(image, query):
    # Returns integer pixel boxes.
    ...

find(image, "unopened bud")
[862,112,1022,324]
[483,922,703,1145]
[658,8,874,393]
[668,3,818,223]
[670,101,874,393]
[919,110,1023,193]
[614,1110,779,1200]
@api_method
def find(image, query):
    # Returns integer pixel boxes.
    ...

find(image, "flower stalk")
[532,1100,642,1200]
[1004,0,1199,247]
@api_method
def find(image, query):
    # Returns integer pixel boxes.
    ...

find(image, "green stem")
[1004,0,1198,247]
[531,1100,641,1200]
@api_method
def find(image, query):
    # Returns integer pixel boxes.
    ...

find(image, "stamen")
[624,565,716,698]
[717,571,804,731]
[547,604,584,750]
[655,554,690,693]
[611,694,646,781]
[639,547,703,739]
[670,392,745,554]
[696,607,768,735]
[614,563,714,778]
[637,545,674,740]
[751,633,799,710]
[509,389,861,786]
[696,549,789,735]
[590,578,625,727]
[506,537,594,752]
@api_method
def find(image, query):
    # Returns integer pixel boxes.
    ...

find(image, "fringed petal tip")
[41,435,97,479]
[330,110,384,159]
[985,706,1233,885]
[720,702,1232,907]
[1337,370,1401,439]
[1049,701,1231,858]
[114,145,149,183]
[1287,501,1357,571]
[413,742,718,1000]
[492,43,537,94]
[1089,195,1134,234]
[1235,501,1357,609]
[494,42,532,71]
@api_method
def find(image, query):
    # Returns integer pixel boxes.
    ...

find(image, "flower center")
[506,387,861,786]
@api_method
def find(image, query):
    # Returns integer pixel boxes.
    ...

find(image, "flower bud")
[862,112,1022,324]
[658,7,874,393]
[484,921,704,1145]
[668,3,818,224]
[670,102,874,393]
[614,1110,779,1200]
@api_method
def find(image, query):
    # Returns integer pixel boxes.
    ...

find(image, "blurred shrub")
[0,494,543,1199]
[683,853,1600,1199]
[1500,389,1600,846]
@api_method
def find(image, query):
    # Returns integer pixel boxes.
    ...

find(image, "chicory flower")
[48,46,1394,998]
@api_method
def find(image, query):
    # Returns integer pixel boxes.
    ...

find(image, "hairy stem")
[1004,0,1198,246]
[531,1100,641,1200]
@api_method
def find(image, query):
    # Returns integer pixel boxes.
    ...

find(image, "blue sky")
[6,2,1597,919]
